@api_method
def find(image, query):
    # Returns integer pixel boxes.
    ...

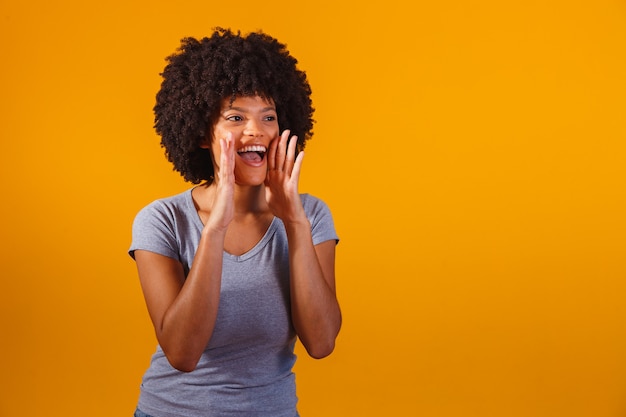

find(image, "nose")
[243,118,263,137]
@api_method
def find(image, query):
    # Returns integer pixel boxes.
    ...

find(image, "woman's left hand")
[265,130,306,223]
[267,130,342,359]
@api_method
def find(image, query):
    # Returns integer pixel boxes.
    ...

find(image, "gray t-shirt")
[129,188,338,417]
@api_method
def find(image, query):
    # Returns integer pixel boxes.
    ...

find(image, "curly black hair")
[153,28,315,183]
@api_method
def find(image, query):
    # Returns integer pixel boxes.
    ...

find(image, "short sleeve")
[301,194,339,246]
[128,201,180,261]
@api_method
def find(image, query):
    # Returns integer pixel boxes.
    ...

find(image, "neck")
[197,181,269,215]
[232,183,269,214]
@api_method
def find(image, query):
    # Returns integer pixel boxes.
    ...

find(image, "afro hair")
[153,28,315,183]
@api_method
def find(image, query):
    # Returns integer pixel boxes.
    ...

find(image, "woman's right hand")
[136,133,236,372]
[205,133,235,234]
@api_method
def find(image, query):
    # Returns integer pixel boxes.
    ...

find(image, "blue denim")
[134,407,299,416]
[134,408,153,417]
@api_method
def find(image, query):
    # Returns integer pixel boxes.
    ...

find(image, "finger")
[219,137,228,172]
[267,134,279,171]
[285,134,298,176]
[291,150,304,183]
[220,133,235,180]
[218,139,228,182]
[275,130,290,171]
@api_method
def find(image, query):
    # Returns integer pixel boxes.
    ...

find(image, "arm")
[285,225,342,358]
[134,135,235,372]
[265,131,342,358]
[134,230,224,372]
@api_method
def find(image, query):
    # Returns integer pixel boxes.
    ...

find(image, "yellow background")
[1,0,625,416]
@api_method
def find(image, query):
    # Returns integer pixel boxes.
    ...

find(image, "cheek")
[208,140,221,166]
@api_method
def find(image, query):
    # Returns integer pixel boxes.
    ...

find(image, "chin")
[234,166,267,186]
[234,176,266,187]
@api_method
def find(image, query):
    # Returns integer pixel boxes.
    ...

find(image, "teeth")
[237,145,267,153]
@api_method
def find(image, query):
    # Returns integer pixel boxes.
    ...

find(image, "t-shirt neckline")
[185,188,278,262]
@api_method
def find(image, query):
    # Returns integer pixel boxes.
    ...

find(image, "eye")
[226,115,243,122]
[263,115,277,122]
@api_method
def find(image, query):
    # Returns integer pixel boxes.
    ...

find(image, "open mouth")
[237,145,267,163]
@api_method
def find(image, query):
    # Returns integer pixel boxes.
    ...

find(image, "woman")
[129,28,341,417]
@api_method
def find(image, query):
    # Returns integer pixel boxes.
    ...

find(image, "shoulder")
[131,188,197,241]
[133,189,194,225]
[299,193,339,244]
[129,188,196,260]
[300,193,332,215]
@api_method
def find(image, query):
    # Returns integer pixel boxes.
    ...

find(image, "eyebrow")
[223,106,277,113]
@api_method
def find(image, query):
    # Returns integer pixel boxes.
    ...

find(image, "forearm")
[285,221,342,358]
[158,229,225,371]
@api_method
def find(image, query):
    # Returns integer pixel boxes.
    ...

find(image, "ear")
[199,132,212,149]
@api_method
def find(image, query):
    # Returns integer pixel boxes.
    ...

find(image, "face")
[204,95,279,186]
